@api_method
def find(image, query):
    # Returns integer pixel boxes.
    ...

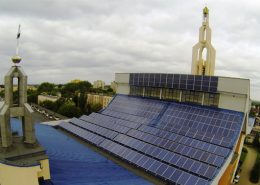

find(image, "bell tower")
[0,25,51,185]
[0,61,36,147]
[191,6,216,76]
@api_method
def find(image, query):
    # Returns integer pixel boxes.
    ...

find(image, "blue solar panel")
[58,95,244,185]
[69,118,118,139]
[130,73,219,93]
[80,114,131,133]
[59,122,105,145]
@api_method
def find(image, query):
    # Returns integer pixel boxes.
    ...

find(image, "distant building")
[87,93,113,108]
[93,80,105,89]
[0,84,37,91]
[110,81,117,92]
[256,116,260,126]
[245,117,259,143]
[38,94,60,104]
[250,105,259,116]
[252,125,260,135]
[27,85,38,90]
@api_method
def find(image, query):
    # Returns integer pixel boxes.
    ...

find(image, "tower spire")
[16,24,21,56]
[191,6,216,76]
[12,24,22,65]
[203,6,209,23]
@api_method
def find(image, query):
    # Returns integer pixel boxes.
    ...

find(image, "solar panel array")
[58,95,244,185]
[129,73,218,93]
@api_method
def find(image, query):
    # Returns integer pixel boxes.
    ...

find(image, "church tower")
[0,25,51,185]
[191,6,216,76]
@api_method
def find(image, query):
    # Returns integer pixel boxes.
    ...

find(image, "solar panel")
[58,95,244,185]
[130,73,219,93]
[59,122,105,145]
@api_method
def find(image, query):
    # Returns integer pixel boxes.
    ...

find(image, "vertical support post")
[24,103,36,144]
[4,75,13,106]
[0,105,12,147]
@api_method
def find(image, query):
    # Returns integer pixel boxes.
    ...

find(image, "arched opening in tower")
[203,27,207,41]
[13,77,19,106]
[201,47,207,62]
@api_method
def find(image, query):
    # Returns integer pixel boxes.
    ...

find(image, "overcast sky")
[0,0,259,100]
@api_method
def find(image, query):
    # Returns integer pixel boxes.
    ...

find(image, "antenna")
[16,24,21,56]
[12,24,22,65]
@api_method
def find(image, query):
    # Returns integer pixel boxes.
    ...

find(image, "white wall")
[115,73,130,95]
[115,73,130,84]
[218,93,247,112]
[218,77,249,95]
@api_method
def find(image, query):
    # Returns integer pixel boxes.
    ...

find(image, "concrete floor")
[237,146,259,185]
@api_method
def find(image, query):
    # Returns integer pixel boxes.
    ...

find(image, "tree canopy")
[61,81,92,97]
[57,101,82,118]
[39,100,57,111]
[37,82,56,95]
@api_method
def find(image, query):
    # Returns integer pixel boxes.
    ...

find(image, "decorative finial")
[203,6,209,15]
[202,5,209,23]
[11,24,22,65]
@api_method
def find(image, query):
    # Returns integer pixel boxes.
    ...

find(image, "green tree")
[78,93,87,112]
[39,100,57,111]
[55,97,66,110]
[107,87,114,93]
[61,81,92,98]
[57,102,82,118]
[13,90,19,105]
[87,103,102,114]
[250,154,260,183]
[27,89,38,103]
[72,94,79,106]
[38,82,56,94]
[0,90,4,98]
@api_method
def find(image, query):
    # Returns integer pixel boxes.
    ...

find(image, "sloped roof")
[59,94,244,185]
[11,118,152,185]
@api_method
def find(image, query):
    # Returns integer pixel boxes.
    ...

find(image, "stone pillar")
[24,103,36,144]
[0,105,12,147]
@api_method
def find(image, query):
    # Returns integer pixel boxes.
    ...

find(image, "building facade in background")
[87,93,113,108]
[93,80,105,89]
[38,94,60,104]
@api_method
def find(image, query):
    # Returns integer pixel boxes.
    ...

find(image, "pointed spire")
[203,6,209,23]
[203,6,209,15]
[12,24,22,65]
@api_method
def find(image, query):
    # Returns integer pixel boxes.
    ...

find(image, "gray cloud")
[0,0,259,100]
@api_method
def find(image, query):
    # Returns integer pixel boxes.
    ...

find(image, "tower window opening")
[201,48,207,61]
[13,77,19,106]
[203,28,207,41]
